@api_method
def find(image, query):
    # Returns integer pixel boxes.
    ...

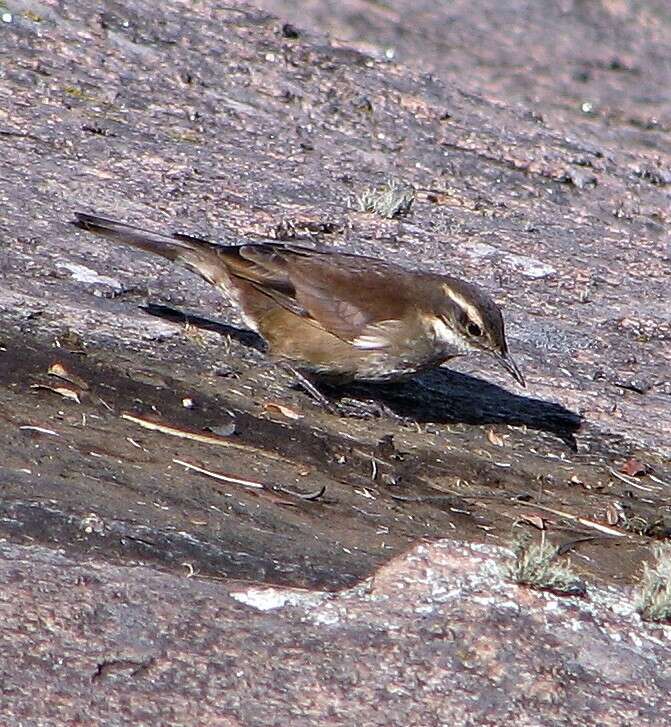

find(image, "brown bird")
[71,213,525,391]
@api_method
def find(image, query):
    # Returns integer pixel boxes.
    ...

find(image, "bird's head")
[434,278,525,387]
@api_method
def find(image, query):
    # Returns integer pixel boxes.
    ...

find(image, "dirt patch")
[0,319,666,590]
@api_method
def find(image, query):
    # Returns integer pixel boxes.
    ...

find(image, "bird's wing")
[221,244,417,342]
[214,243,310,318]
[287,252,416,341]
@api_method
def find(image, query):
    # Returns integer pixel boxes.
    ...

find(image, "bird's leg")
[282,366,400,419]
[284,365,340,414]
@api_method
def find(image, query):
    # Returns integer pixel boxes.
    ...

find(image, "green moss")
[506,533,586,597]
[356,179,415,219]
[166,129,202,144]
[64,86,88,99]
[637,544,671,623]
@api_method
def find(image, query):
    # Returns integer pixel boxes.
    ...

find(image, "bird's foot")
[286,367,401,419]
[333,397,400,419]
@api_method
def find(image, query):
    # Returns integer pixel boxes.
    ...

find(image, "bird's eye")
[467,322,482,337]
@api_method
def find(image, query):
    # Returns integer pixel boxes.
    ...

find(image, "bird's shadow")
[143,303,582,449]
[142,303,267,352]
[330,371,582,450]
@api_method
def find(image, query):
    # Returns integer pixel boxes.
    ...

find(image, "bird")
[71,213,525,393]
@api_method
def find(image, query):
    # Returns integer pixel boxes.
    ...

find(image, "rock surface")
[0,0,670,722]
[2,538,671,725]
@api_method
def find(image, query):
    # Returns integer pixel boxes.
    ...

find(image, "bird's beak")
[494,351,526,388]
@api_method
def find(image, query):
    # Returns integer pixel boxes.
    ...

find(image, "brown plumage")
[71,213,524,386]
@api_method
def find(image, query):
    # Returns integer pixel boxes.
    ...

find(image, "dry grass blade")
[506,533,586,597]
[19,425,60,436]
[173,459,324,503]
[517,501,627,537]
[173,458,264,489]
[609,467,659,492]
[637,544,671,623]
[121,412,293,464]
[30,383,81,404]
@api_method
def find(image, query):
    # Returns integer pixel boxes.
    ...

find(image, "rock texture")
[2,538,671,725]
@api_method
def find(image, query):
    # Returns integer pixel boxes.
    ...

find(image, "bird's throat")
[428,315,471,354]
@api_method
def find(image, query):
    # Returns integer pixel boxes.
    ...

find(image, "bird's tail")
[71,213,229,286]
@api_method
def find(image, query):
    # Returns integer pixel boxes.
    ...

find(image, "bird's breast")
[258,307,466,382]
